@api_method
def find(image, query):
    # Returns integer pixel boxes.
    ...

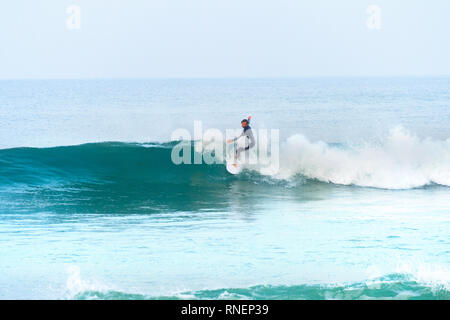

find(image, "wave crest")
[274,127,450,189]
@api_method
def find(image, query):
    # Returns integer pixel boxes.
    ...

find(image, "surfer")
[227,116,255,166]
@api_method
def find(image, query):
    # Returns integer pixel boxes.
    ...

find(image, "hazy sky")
[1,0,449,79]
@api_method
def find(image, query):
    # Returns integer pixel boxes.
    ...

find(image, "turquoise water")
[0,78,449,299]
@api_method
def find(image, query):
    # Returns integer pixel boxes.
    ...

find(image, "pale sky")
[1,0,449,79]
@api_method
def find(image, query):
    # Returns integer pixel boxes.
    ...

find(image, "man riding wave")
[227,116,255,167]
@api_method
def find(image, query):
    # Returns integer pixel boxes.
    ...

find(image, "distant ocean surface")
[0,78,449,300]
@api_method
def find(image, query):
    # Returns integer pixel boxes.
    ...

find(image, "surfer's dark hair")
[241,119,248,123]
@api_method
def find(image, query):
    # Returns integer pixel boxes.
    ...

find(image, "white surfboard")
[226,162,242,175]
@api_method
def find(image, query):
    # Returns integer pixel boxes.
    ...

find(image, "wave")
[68,273,450,300]
[0,141,247,214]
[65,259,450,300]
[0,141,226,186]
[274,126,450,189]
[63,263,450,300]
[0,127,449,191]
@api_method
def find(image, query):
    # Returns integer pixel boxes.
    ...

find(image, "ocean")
[0,77,449,299]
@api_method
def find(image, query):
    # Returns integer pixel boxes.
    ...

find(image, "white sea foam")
[395,260,450,290]
[65,265,111,299]
[269,126,450,189]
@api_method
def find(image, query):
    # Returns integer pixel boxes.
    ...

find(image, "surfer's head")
[241,119,249,128]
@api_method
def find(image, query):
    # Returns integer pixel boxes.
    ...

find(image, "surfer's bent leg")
[235,147,245,160]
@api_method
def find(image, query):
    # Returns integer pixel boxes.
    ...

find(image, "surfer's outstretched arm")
[232,132,243,142]
[227,130,244,144]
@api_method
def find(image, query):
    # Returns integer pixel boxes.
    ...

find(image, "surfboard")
[226,162,242,175]
[226,141,244,174]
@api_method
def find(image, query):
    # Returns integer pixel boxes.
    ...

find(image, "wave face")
[0,141,225,187]
[0,141,237,214]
